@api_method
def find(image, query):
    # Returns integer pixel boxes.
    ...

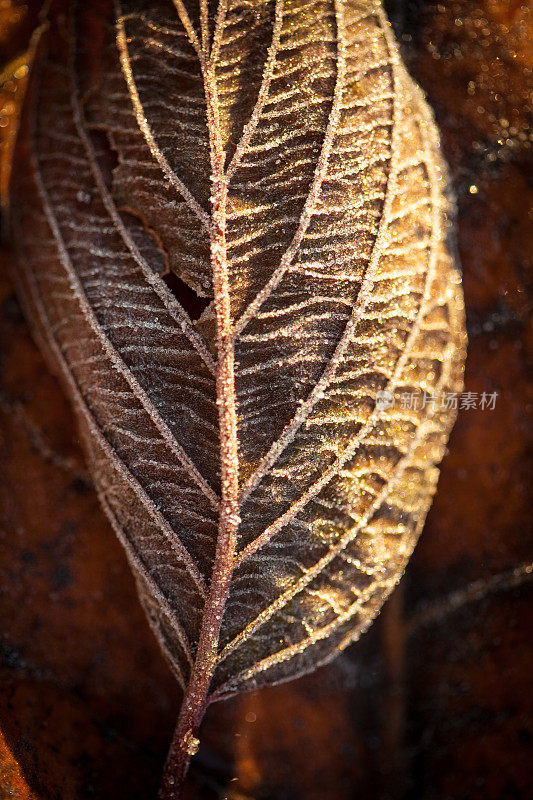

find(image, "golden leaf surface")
[9,0,465,720]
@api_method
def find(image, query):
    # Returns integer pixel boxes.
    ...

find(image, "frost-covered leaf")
[9,0,466,793]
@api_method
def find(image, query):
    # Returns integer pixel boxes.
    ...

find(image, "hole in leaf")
[162,271,211,321]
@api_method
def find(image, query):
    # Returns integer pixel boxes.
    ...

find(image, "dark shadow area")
[162,270,211,322]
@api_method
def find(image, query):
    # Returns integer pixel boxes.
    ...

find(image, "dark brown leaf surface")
[1,0,531,798]
[9,0,465,723]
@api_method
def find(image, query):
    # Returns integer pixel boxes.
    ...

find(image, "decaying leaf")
[8,0,466,795]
